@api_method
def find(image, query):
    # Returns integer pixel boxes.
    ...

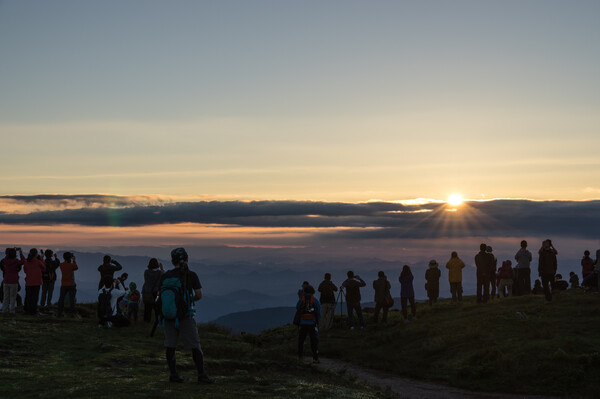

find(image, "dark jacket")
[399,272,415,298]
[317,280,338,304]
[142,268,163,303]
[373,277,391,303]
[42,257,60,283]
[538,249,557,276]
[425,268,441,288]
[342,277,366,304]
[475,251,494,278]
[98,261,123,283]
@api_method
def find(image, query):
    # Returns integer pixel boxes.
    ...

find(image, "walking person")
[1,248,25,316]
[446,251,465,302]
[142,258,163,323]
[317,273,337,331]
[342,271,366,330]
[399,265,416,322]
[425,260,441,306]
[161,248,214,384]
[475,243,493,303]
[372,271,392,323]
[57,252,78,317]
[40,249,60,309]
[23,248,46,315]
[514,240,532,295]
[538,239,558,303]
[296,284,321,363]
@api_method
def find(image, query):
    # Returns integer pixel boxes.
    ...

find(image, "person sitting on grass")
[553,274,568,291]
[97,275,129,328]
[497,260,514,298]
[532,279,544,295]
[569,272,580,289]
[399,265,416,323]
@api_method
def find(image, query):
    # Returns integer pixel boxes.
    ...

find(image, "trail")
[315,358,562,399]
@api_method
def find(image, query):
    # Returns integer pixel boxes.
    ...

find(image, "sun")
[447,194,464,206]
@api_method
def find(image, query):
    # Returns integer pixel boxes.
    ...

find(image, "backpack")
[157,275,190,327]
[97,288,113,320]
[300,295,316,322]
[128,290,140,303]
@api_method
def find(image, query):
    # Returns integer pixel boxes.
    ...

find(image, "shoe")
[197,374,215,384]
[169,374,185,383]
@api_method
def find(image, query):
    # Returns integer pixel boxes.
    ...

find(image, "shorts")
[163,318,200,349]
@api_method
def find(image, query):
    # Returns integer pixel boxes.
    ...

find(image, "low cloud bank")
[0,196,599,239]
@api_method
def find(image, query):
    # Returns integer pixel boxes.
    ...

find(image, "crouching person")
[296,285,321,364]
[160,248,214,384]
[97,276,130,328]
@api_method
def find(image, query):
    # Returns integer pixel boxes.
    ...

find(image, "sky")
[0,1,599,257]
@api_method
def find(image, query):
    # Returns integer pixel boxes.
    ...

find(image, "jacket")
[446,257,465,283]
[399,272,415,298]
[342,277,366,304]
[538,249,557,276]
[24,258,46,286]
[372,277,391,303]
[317,280,338,304]
[142,268,163,303]
[475,251,494,278]
[514,248,532,269]
[296,293,321,326]
[581,257,594,276]
[59,261,79,286]
[1,254,25,284]
[425,268,441,287]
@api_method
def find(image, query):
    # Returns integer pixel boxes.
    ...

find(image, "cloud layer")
[1,195,599,240]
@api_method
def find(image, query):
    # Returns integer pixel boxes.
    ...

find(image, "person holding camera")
[342,271,366,330]
[160,247,214,384]
[57,252,78,317]
[97,255,123,290]
[317,273,337,331]
[538,239,558,303]
[23,248,46,315]
[1,247,25,316]
[41,249,60,309]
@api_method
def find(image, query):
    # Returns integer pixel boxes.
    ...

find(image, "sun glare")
[447,194,464,206]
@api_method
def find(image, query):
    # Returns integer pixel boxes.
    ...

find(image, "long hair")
[27,248,38,262]
[400,265,411,278]
[148,258,159,269]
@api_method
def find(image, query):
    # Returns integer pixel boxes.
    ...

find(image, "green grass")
[312,290,600,397]
[0,305,383,399]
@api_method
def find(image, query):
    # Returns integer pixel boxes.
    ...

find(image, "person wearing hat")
[161,247,215,384]
[425,260,441,306]
[486,246,498,300]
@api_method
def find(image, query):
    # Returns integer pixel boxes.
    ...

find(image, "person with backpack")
[126,282,141,322]
[317,273,337,331]
[159,247,214,384]
[372,271,392,323]
[57,252,78,317]
[425,260,441,306]
[23,248,46,315]
[342,271,366,330]
[445,251,465,302]
[296,284,321,363]
[97,255,123,290]
[97,276,129,328]
[41,249,60,309]
[142,258,163,323]
[2,248,25,316]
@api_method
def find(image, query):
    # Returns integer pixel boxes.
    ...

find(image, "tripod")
[335,286,345,317]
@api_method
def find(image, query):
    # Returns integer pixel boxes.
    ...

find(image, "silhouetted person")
[425,260,441,306]
[317,273,337,331]
[554,274,568,291]
[97,255,123,290]
[57,252,78,317]
[342,271,366,330]
[23,248,45,315]
[161,248,214,384]
[497,260,514,297]
[538,239,557,303]
[98,275,129,328]
[475,243,493,303]
[41,249,60,308]
[515,240,532,295]
[142,258,163,323]
[297,284,321,363]
[581,250,595,288]
[486,246,497,299]
[373,271,392,323]
[446,251,465,302]
[569,272,579,289]
[1,248,24,315]
[399,265,416,322]
[532,279,544,295]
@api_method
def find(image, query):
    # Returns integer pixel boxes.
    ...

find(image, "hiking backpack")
[300,295,316,322]
[157,275,190,327]
[97,288,113,320]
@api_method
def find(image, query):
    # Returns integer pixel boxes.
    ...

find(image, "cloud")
[0,196,599,240]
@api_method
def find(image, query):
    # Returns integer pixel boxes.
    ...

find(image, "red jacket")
[1,254,25,284]
[24,258,46,286]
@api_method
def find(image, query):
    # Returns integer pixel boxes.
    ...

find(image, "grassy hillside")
[0,305,381,399]
[261,289,600,397]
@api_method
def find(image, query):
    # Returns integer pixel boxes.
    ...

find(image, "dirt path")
[315,358,562,399]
